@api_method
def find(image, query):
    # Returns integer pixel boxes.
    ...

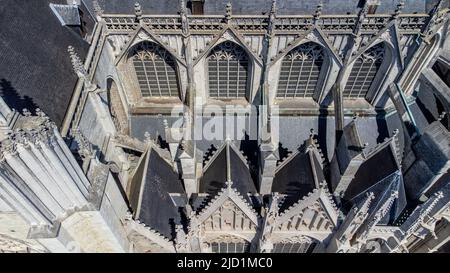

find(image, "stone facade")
[0,0,450,253]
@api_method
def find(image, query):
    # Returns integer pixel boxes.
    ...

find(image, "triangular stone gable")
[195,184,259,229]
[275,188,339,232]
[114,25,186,66]
[193,26,263,66]
[203,141,249,172]
[125,215,176,252]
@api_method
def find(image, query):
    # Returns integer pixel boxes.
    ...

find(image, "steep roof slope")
[0,0,89,126]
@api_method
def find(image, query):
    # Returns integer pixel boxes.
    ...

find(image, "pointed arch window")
[207,42,249,99]
[131,42,179,98]
[277,42,325,99]
[343,43,385,99]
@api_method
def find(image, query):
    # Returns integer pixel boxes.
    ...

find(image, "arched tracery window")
[343,43,385,99]
[206,235,251,253]
[131,42,179,98]
[277,42,325,99]
[271,236,318,253]
[207,42,249,99]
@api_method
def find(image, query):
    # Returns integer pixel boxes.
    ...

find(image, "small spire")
[163,119,169,129]
[179,0,186,14]
[225,180,233,189]
[392,128,399,136]
[438,111,447,121]
[359,192,375,215]
[135,2,142,22]
[270,0,277,16]
[266,0,277,39]
[313,2,323,24]
[68,46,87,80]
[92,0,103,19]
[225,2,232,24]
[393,0,405,19]
[144,131,151,143]
[309,128,315,139]
[180,138,186,150]
[22,109,32,117]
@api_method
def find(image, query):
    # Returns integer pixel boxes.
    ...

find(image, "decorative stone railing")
[101,14,429,34]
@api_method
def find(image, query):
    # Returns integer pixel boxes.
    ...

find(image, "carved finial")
[144,131,151,143]
[393,0,405,19]
[180,138,186,150]
[352,112,359,120]
[163,119,169,129]
[175,224,188,251]
[72,128,95,159]
[404,191,444,240]
[68,46,87,80]
[22,109,31,117]
[225,180,233,189]
[359,192,375,215]
[92,0,103,19]
[270,0,277,16]
[353,0,370,38]
[266,0,277,41]
[179,0,186,13]
[135,2,142,21]
[392,128,399,137]
[438,112,447,121]
[225,2,232,23]
[310,128,315,137]
[314,2,323,23]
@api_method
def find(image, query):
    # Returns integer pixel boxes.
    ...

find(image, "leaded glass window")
[343,43,385,99]
[272,241,317,253]
[207,42,249,99]
[209,241,251,253]
[277,42,324,98]
[131,42,179,98]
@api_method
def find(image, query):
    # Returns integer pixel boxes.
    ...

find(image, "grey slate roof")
[83,0,432,15]
[347,171,407,225]
[83,0,180,15]
[272,150,318,212]
[198,142,257,209]
[0,0,89,127]
[343,143,400,203]
[137,147,186,239]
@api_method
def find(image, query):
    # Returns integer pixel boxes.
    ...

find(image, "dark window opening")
[190,0,204,15]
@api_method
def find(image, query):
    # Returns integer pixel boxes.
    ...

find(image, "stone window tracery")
[207,42,249,99]
[277,42,324,98]
[131,42,179,98]
[343,43,385,99]
[272,236,317,253]
[206,235,251,253]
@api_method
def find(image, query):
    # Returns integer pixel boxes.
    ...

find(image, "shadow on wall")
[376,111,390,143]
[0,79,39,114]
